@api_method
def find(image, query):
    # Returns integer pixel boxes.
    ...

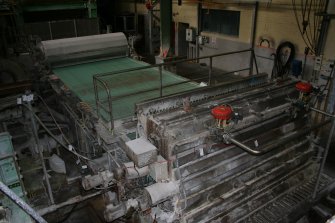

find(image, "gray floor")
[167,61,244,85]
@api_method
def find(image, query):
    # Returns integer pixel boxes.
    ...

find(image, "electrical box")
[0,132,33,223]
[315,56,334,86]
[198,35,209,45]
[125,137,157,168]
[149,155,168,182]
[186,28,195,42]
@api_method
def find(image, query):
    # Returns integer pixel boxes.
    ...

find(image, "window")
[201,9,240,36]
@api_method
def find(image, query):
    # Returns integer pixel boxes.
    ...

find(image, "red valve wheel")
[295,82,312,93]
[211,105,233,121]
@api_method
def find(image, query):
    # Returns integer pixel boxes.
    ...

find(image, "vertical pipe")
[196,2,202,63]
[313,115,335,199]
[27,101,55,204]
[0,181,47,223]
[208,57,213,85]
[160,0,172,54]
[316,15,330,56]
[105,85,114,131]
[249,2,258,75]
[252,50,259,75]
[149,10,153,55]
[159,65,163,97]
[134,0,138,33]
[124,17,127,32]
[48,21,53,40]
[73,19,78,37]
[316,0,330,55]
[93,77,99,119]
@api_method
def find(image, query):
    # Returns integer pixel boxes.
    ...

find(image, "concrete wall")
[117,0,335,77]
[118,1,147,14]
[173,4,198,28]
[324,0,335,59]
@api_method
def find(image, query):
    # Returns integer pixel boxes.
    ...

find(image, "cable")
[22,104,91,161]
[292,0,328,55]
[37,96,101,158]
[36,95,71,145]
[292,0,314,52]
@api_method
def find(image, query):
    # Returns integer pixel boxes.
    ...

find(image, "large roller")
[40,32,129,67]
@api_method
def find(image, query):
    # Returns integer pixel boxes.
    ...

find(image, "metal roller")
[40,32,129,67]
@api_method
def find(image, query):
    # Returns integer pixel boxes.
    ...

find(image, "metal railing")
[93,48,259,130]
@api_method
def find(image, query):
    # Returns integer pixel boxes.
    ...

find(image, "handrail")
[0,181,47,223]
[93,75,114,130]
[95,48,255,78]
[103,68,252,102]
[93,48,259,130]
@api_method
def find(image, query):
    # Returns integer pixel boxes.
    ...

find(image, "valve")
[295,81,312,102]
[211,105,233,129]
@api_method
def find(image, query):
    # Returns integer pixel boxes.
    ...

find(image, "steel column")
[27,100,55,205]
[159,65,163,97]
[249,2,258,75]
[208,57,212,85]
[160,0,172,55]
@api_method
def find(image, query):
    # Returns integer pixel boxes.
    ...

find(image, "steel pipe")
[310,107,335,118]
[159,66,163,97]
[208,57,212,85]
[228,121,329,155]
[38,191,102,216]
[0,181,47,223]
[228,137,263,155]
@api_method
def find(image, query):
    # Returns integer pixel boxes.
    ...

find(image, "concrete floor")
[172,61,244,85]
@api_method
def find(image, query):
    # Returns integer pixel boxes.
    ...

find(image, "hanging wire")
[22,103,92,161]
[291,0,327,55]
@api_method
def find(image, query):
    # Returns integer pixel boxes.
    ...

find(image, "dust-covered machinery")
[1,33,334,223]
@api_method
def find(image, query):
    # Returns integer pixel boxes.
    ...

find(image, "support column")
[249,2,259,75]
[159,0,172,57]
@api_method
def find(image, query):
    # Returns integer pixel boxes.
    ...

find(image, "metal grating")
[238,175,332,223]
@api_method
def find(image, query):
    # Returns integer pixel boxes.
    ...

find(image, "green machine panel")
[0,132,33,223]
[53,57,200,121]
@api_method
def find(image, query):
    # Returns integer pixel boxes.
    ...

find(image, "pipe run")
[0,181,47,223]
[310,107,335,118]
[38,191,102,216]
[227,121,329,155]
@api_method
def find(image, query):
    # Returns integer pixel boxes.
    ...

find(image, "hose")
[271,41,295,79]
